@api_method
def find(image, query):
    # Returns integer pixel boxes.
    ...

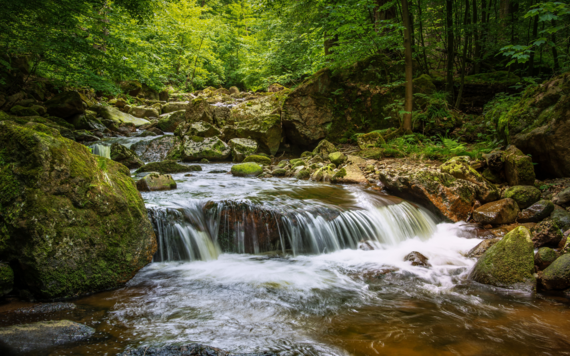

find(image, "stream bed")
[2,163,570,356]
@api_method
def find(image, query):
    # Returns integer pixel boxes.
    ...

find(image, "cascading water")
[90,143,111,159]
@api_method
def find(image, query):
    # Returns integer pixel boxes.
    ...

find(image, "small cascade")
[148,198,437,262]
[91,143,111,159]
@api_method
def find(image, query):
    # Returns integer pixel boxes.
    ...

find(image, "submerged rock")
[473,198,520,225]
[503,185,541,209]
[0,121,156,299]
[110,143,144,169]
[118,343,277,356]
[12,303,76,314]
[470,226,535,292]
[0,320,94,353]
[136,160,201,174]
[136,173,177,191]
[231,162,263,177]
[404,251,431,267]
[229,138,257,162]
[541,254,570,290]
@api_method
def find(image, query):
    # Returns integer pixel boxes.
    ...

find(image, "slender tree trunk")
[188,35,206,89]
[528,12,538,76]
[456,0,471,109]
[472,0,479,73]
[401,0,413,132]
[418,0,430,75]
[445,0,454,102]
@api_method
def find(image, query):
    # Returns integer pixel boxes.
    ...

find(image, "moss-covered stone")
[518,199,555,223]
[311,166,335,182]
[136,173,176,191]
[295,168,310,180]
[503,185,541,209]
[541,254,570,290]
[110,143,144,169]
[243,154,271,166]
[156,110,185,132]
[170,136,230,162]
[231,162,263,177]
[440,156,499,202]
[503,145,535,186]
[301,151,313,158]
[271,168,287,176]
[357,132,386,150]
[551,208,570,231]
[129,106,160,119]
[135,160,201,174]
[531,218,562,248]
[229,138,258,162]
[177,121,221,138]
[329,152,346,166]
[44,91,86,119]
[98,105,150,127]
[312,139,336,159]
[0,121,156,300]
[470,226,535,292]
[10,105,39,117]
[535,247,558,270]
[0,263,14,297]
[289,158,305,168]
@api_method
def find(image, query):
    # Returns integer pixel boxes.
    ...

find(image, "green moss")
[295,168,310,179]
[329,152,346,165]
[503,185,541,209]
[333,168,347,179]
[136,160,202,174]
[463,71,520,85]
[231,162,263,177]
[243,155,272,166]
[191,136,204,143]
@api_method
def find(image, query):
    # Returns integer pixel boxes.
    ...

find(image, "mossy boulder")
[71,112,106,131]
[0,262,14,297]
[135,160,201,174]
[551,207,570,231]
[312,139,336,159]
[311,166,335,182]
[177,121,221,138]
[110,143,144,169]
[10,105,39,117]
[535,247,558,270]
[156,111,186,132]
[357,132,385,150]
[170,136,231,162]
[295,168,311,179]
[44,91,86,119]
[0,121,156,299]
[186,97,215,124]
[498,73,570,178]
[272,168,287,176]
[289,158,305,168]
[440,156,499,202]
[135,173,176,191]
[98,105,150,127]
[503,146,536,186]
[131,135,176,163]
[518,199,555,223]
[554,187,570,205]
[541,254,570,290]
[503,185,541,209]
[243,155,272,166]
[162,102,188,114]
[470,226,535,292]
[329,152,346,166]
[531,219,563,248]
[129,106,160,119]
[473,198,520,225]
[231,162,263,177]
[228,138,257,162]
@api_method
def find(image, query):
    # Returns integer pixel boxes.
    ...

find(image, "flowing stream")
[3,161,570,356]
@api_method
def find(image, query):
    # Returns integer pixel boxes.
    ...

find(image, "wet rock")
[244,155,272,166]
[98,105,150,127]
[541,254,570,290]
[535,247,558,270]
[551,207,570,231]
[357,132,385,150]
[553,187,570,205]
[201,158,209,163]
[329,152,346,166]
[404,251,431,267]
[136,160,201,174]
[110,143,144,169]
[503,145,536,186]
[531,219,563,248]
[162,102,188,114]
[467,238,501,258]
[473,198,520,225]
[131,135,176,162]
[312,139,336,159]
[358,240,376,251]
[0,263,14,297]
[118,343,277,356]
[130,105,160,119]
[470,226,536,292]
[311,166,334,182]
[488,222,537,238]
[0,320,94,353]
[271,168,287,176]
[156,110,185,132]
[178,121,221,138]
[517,199,555,223]
[331,164,368,184]
[44,91,86,119]
[483,150,504,173]
[171,136,231,162]
[136,173,177,191]
[440,156,499,202]
[231,162,263,177]
[229,138,257,162]
[0,121,156,299]
[295,168,310,180]
[503,185,541,209]
[379,167,478,222]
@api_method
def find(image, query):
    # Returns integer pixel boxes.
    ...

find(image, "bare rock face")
[473,199,520,225]
[467,238,501,258]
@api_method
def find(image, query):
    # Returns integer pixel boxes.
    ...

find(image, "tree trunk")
[445,0,454,102]
[528,11,538,76]
[418,0,430,75]
[401,0,413,133]
[455,0,471,109]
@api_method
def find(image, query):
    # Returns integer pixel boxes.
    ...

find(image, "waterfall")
[148,199,437,262]
[91,143,111,159]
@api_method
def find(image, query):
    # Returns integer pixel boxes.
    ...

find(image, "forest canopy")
[1,0,568,94]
